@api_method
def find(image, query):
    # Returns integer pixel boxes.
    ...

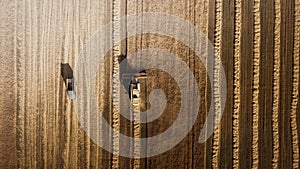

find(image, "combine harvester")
[66,78,76,99]
[129,71,147,106]
[61,63,76,99]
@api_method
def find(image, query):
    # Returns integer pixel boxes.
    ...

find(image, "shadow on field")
[61,63,74,85]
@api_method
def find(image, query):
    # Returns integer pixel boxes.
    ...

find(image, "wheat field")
[0,0,299,168]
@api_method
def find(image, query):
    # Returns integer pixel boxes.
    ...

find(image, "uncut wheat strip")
[60,1,71,168]
[47,0,60,166]
[82,1,92,167]
[133,107,141,168]
[291,1,300,168]
[0,0,19,165]
[24,2,33,167]
[41,1,54,167]
[211,0,222,168]
[72,17,85,165]
[54,1,68,168]
[52,0,66,167]
[11,0,18,166]
[135,0,143,167]
[30,0,39,168]
[22,0,31,167]
[35,1,46,167]
[44,0,55,166]
[15,0,26,167]
[272,0,281,168]
[252,0,261,168]
[24,0,37,167]
[88,1,102,168]
[112,0,121,167]
[69,2,80,167]
[233,0,242,168]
